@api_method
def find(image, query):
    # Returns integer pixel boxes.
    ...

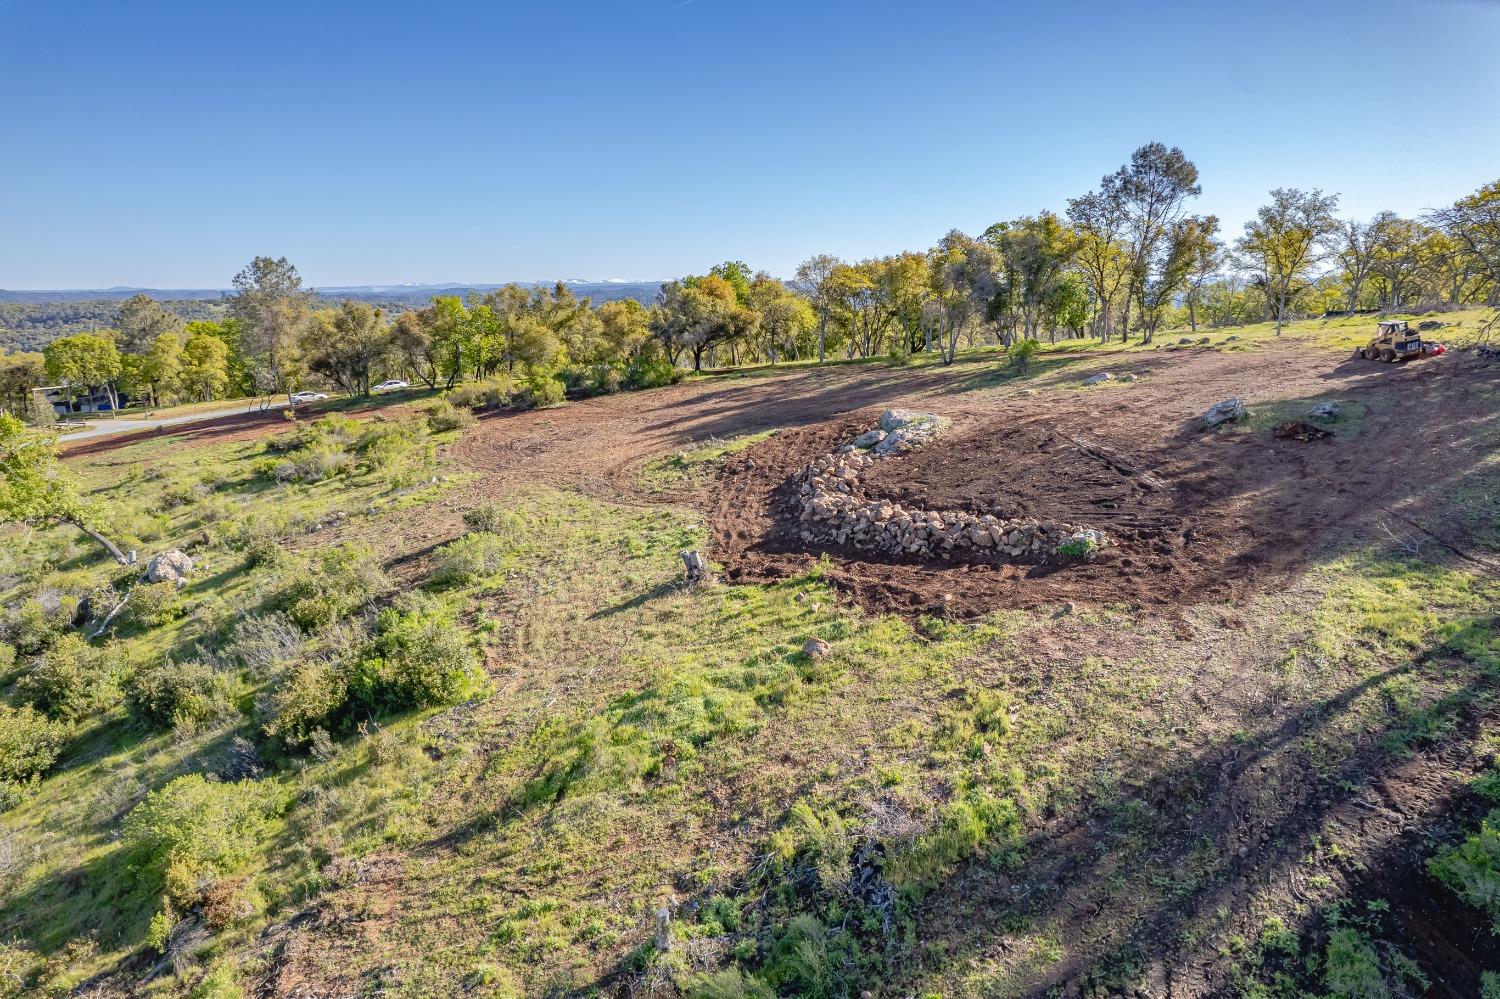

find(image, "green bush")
[519,370,566,408]
[424,399,476,433]
[15,633,119,721]
[446,376,515,411]
[6,597,70,655]
[359,423,436,484]
[350,595,478,712]
[271,544,389,631]
[0,703,69,784]
[260,659,350,746]
[1007,337,1040,374]
[223,614,304,674]
[689,969,775,999]
[461,503,527,539]
[242,536,286,570]
[126,581,184,628]
[628,354,681,389]
[433,533,512,586]
[126,660,236,730]
[1429,808,1500,933]
[0,640,16,682]
[122,774,284,903]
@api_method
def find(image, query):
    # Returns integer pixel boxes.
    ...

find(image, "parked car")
[290,391,330,404]
[373,379,409,393]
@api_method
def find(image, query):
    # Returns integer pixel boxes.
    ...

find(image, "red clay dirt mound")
[705,381,1456,618]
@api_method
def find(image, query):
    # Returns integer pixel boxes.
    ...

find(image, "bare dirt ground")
[704,349,1500,617]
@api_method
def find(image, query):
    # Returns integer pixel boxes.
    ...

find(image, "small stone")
[802,638,831,659]
[1082,371,1114,386]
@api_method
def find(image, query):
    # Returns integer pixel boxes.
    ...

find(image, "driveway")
[55,400,289,443]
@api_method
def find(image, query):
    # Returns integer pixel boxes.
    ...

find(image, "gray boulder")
[878,409,941,433]
[146,549,194,587]
[1308,401,1341,420]
[1201,397,1247,428]
[851,428,886,449]
[802,637,831,659]
[1082,372,1114,386]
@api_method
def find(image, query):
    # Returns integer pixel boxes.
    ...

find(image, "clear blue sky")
[2,0,1497,289]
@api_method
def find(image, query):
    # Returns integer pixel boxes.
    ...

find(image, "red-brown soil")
[706,349,1500,617]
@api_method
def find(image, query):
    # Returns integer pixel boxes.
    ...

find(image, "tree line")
[2,142,1496,423]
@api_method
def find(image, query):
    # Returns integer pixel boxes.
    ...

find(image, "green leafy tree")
[305,300,389,396]
[228,256,313,403]
[0,414,131,563]
[1102,142,1202,341]
[1067,189,1132,341]
[43,331,123,411]
[793,254,843,364]
[0,349,47,421]
[140,331,185,406]
[116,293,182,354]
[1235,188,1341,334]
[180,329,231,401]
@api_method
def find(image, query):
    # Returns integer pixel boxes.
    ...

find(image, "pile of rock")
[844,408,950,457]
[793,411,1106,562]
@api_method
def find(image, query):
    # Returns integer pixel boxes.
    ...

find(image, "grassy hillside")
[2,319,1498,998]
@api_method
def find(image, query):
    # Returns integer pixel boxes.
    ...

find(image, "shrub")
[461,503,527,539]
[243,536,286,570]
[424,399,475,433]
[446,376,515,411]
[519,370,566,408]
[222,614,305,674]
[585,364,626,395]
[1007,337,1040,374]
[6,597,70,655]
[0,703,69,784]
[16,633,119,721]
[259,659,350,745]
[433,533,512,587]
[690,969,775,999]
[126,660,236,730]
[1429,808,1500,933]
[349,595,478,712]
[272,544,389,631]
[359,425,436,485]
[127,581,184,628]
[628,354,681,389]
[189,961,247,999]
[0,641,16,681]
[122,774,284,905]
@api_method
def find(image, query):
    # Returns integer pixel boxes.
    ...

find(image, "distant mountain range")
[0,281,665,306]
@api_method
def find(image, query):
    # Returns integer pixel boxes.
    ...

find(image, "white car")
[289,391,329,404]
[372,379,409,393]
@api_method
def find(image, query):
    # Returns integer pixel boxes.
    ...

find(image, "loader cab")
[1363,320,1422,362]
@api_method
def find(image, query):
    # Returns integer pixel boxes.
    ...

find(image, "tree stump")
[680,550,712,587]
[654,906,672,952]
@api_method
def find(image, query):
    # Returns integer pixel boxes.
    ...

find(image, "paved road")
[55,400,290,443]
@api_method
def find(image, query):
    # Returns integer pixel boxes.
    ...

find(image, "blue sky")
[2,0,1497,289]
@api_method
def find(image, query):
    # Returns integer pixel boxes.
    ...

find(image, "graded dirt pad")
[706,351,1500,618]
